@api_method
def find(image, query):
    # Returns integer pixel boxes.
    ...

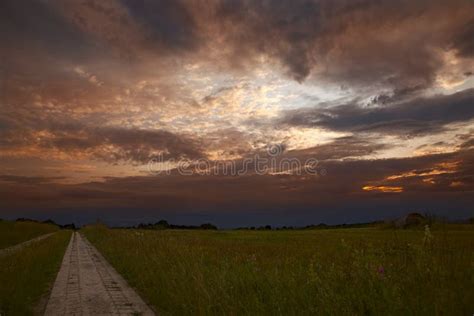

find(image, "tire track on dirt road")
[0,233,55,257]
[44,232,155,315]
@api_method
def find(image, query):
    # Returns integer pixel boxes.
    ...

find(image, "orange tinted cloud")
[385,161,460,180]
[362,185,404,193]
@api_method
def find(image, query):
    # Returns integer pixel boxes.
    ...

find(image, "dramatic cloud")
[280,89,474,137]
[0,121,204,163]
[1,0,473,225]
[199,0,474,88]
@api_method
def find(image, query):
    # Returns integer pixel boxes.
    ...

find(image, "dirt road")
[44,232,155,315]
[0,232,55,257]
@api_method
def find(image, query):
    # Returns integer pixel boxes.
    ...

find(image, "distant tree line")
[234,221,384,231]
[129,220,218,230]
[130,221,385,231]
[14,217,76,230]
[4,213,473,231]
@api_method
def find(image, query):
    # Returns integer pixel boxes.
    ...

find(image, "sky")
[1,0,473,227]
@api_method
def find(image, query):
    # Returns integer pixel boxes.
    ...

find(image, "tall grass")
[0,221,59,249]
[83,226,474,315]
[0,230,71,315]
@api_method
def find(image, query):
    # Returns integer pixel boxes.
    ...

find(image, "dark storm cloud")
[214,0,323,81]
[2,0,473,90]
[0,0,88,56]
[0,0,104,76]
[207,0,474,87]
[0,0,193,76]
[0,119,204,163]
[287,136,388,160]
[453,19,474,58]
[120,0,198,50]
[280,89,474,136]
[89,127,204,162]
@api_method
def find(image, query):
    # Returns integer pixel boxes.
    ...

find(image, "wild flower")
[377,265,385,278]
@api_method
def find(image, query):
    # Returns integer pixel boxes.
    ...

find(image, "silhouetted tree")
[154,220,170,229]
[200,223,217,230]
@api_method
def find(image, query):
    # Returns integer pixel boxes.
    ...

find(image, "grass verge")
[0,230,71,315]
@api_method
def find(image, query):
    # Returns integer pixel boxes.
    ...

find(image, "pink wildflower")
[377,265,385,277]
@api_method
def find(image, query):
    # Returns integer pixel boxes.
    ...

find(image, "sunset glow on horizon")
[1,0,473,226]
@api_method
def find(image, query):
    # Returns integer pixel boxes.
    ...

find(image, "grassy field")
[0,220,59,249]
[0,230,71,315]
[83,225,474,315]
